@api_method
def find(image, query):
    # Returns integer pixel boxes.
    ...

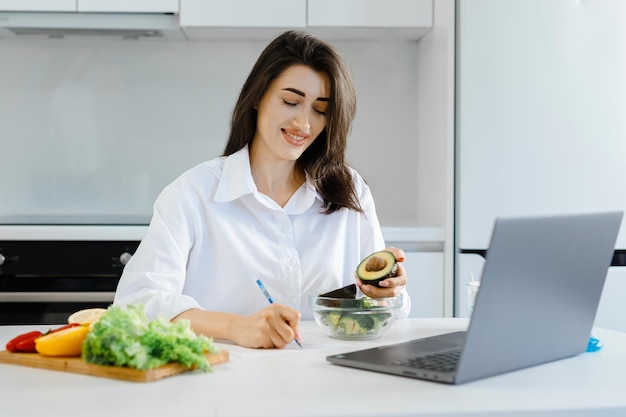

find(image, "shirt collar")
[213,146,323,212]
[284,177,322,215]
[213,146,256,203]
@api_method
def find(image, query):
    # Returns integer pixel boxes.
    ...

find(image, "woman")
[114,30,410,349]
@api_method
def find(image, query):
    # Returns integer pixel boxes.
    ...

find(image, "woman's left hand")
[356,246,407,298]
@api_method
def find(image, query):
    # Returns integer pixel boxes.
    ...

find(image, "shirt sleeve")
[113,184,202,320]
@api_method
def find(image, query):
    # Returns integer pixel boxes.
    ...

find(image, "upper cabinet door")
[0,0,76,11]
[78,0,179,13]
[0,0,178,13]
[180,0,306,27]
[308,0,432,28]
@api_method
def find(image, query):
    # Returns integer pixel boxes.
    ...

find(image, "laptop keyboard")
[392,349,461,373]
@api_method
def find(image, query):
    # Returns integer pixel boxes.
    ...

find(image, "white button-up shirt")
[114,146,410,320]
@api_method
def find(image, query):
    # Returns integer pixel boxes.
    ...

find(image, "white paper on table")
[215,337,353,359]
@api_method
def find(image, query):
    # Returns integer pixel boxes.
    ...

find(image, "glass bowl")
[308,293,403,340]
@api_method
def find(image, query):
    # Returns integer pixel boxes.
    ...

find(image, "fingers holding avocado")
[355,248,407,299]
[356,250,398,288]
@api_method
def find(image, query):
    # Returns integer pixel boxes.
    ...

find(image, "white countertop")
[0,225,445,250]
[1,319,626,417]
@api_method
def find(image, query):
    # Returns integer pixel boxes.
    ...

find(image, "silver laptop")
[327,211,623,384]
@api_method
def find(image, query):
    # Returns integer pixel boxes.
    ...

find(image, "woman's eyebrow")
[282,87,329,102]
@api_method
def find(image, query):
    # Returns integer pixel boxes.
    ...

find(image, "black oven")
[0,240,140,325]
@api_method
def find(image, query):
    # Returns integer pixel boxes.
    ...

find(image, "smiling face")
[251,64,330,164]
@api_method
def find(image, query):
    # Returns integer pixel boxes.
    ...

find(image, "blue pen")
[256,279,303,348]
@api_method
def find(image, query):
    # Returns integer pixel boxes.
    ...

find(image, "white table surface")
[1,318,626,417]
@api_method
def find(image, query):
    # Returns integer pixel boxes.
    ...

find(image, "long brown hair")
[223,30,362,214]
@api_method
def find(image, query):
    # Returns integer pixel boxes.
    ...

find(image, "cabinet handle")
[0,292,115,303]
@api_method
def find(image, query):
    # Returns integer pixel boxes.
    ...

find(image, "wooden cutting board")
[0,349,229,382]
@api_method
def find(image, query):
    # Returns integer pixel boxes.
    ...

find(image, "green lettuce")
[82,304,219,371]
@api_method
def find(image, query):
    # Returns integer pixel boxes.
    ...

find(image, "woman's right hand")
[230,304,302,349]
[175,304,301,349]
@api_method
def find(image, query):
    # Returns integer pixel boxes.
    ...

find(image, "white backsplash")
[0,37,420,226]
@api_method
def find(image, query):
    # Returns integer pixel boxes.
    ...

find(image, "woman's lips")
[282,129,308,146]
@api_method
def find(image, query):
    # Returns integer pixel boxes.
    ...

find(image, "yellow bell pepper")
[35,324,90,357]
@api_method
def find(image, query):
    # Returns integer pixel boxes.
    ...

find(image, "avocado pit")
[365,255,387,272]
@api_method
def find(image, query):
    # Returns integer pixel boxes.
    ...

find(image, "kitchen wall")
[0,36,422,227]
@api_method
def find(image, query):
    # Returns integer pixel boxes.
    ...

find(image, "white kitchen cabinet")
[308,0,432,28]
[0,0,177,13]
[180,0,305,28]
[180,0,306,40]
[383,227,446,318]
[404,252,444,318]
[78,0,178,13]
[307,0,432,40]
[0,0,75,11]
[180,0,432,41]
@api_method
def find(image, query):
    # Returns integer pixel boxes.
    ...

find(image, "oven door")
[0,276,117,325]
[0,240,139,325]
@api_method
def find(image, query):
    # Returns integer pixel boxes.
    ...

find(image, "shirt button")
[289,258,297,266]
[281,225,288,233]
[290,297,297,304]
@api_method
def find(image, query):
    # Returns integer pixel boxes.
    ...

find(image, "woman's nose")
[293,109,311,132]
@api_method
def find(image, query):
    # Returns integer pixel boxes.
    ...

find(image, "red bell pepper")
[5,331,43,353]
[5,323,81,353]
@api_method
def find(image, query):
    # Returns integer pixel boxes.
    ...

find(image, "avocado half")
[356,251,398,287]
